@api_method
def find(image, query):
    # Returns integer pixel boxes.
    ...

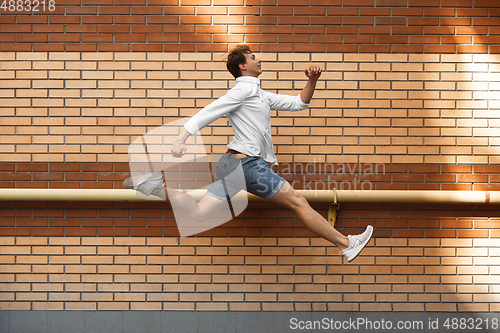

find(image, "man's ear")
[239,63,247,72]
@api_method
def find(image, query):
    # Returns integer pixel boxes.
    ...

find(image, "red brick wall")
[2,0,500,314]
[1,164,500,311]
[1,0,500,53]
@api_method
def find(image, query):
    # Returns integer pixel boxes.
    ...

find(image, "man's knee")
[271,182,310,210]
[191,212,208,223]
[288,191,309,211]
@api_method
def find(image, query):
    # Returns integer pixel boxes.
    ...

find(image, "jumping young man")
[124,45,373,262]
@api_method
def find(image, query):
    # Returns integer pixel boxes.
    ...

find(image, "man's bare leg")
[268,181,350,250]
[151,187,226,222]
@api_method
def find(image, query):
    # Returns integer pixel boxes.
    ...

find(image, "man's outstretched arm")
[172,85,244,157]
[300,66,322,104]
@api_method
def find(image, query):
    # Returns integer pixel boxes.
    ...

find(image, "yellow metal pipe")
[0,189,499,204]
[0,189,164,202]
[336,190,500,205]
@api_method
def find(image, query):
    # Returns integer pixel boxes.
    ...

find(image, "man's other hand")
[171,142,187,158]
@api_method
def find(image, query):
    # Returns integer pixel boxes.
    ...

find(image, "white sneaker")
[340,225,373,262]
[122,172,164,196]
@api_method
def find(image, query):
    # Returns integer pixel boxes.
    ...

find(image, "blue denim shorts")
[206,153,285,201]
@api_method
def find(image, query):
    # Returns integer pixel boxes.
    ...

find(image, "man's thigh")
[267,180,303,209]
[197,192,228,216]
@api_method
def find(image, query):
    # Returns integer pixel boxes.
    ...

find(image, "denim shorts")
[206,153,285,201]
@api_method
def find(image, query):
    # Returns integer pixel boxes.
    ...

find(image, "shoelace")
[340,235,362,256]
[352,236,360,248]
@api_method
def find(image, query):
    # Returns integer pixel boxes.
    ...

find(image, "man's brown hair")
[226,45,252,78]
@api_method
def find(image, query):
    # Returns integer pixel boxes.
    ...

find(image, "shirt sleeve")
[264,92,310,111]
[184,86,244,135]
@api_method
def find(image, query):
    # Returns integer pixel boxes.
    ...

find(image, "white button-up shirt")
[184,76,309,165]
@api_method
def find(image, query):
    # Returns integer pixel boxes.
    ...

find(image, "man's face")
[240,52,262,77]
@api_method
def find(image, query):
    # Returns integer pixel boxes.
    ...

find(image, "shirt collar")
[236,76,261,86]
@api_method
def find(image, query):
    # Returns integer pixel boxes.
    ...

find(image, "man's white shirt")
[184,76,310,165]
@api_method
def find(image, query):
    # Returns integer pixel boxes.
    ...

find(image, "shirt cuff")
[183,121,197,136]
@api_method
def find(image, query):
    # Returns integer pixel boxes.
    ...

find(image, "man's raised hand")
[304,66,322,81]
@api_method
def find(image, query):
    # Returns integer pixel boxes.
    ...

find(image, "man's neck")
[240,74,260,78]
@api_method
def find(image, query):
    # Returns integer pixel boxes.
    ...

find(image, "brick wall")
[1,52,500,165]
[2,0,500,318]
[0,1,499,53]
[2,235,500,312]
[1,51,500,312]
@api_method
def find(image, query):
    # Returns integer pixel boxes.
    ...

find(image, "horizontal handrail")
[0,189,499,205]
